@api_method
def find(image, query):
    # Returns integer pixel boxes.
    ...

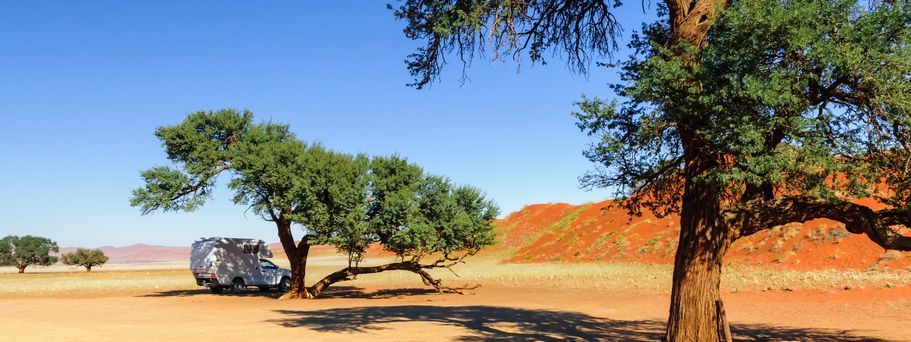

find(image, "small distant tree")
[0,235,59,273]
[61,248,109,272]
[131,109,498,298]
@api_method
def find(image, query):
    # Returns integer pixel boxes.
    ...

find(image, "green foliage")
[61,248,109,270]
[379,173,499,258]
[391,0,622,88]
[574,0,911,213]
[0,235,59,271]
[130,109,262,215]
[131,109,499,263]
[368,155,424,244]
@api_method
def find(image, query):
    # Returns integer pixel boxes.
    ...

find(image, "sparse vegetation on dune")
[496,201,911,272]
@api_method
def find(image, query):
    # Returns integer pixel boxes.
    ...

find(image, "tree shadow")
[268,305,890,341]
[140,288,284,298]
[730,324,890,341]
[270,305,662,341]
[317,286,439,299]
[139,286,438,299]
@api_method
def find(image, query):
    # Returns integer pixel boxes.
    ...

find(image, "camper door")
[242,241,266,285]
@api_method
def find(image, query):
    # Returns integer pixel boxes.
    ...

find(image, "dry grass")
[0,268,191,295]
[2,257,909,297]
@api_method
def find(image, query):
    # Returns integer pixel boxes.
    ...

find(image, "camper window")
[242,243,260,254]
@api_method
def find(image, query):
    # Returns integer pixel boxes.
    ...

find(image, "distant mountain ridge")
[57,243,190,264]
[57,242,340,264]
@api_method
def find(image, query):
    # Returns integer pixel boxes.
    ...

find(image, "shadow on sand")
[267,305,889,341]
[316,286,439,299]
[140,286,437,300]
[141,288,284,298]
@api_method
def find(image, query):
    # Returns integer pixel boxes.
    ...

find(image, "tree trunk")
[86,265,92,272]
[287,245,310,298]
[275,218,311,299]
[662,0,731,339]
[665,165,732,341]
[17,266,25,274]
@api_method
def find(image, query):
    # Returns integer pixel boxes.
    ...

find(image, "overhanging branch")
[303,251,481,299]
[724,196,911,250]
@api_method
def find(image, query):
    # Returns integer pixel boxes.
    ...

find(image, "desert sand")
[1,257,909,341]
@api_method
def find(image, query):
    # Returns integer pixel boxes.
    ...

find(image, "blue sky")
[0,1,656,247]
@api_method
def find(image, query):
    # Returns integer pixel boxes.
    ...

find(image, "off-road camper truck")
[190,237,292,294]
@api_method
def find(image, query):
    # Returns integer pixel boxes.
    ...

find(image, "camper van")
[190,237,292,294]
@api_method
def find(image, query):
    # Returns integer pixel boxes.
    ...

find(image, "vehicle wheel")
[231,278,245,293]
[209,286,224,294]
[258,286,270,292]
[279,277,291,292]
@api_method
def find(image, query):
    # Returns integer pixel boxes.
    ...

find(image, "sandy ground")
[1,260,910,341]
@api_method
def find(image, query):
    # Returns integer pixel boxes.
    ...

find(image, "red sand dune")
[64,197,910,270]
[495,199,911,271]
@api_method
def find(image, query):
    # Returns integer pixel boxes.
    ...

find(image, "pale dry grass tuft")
[2,257,909,297]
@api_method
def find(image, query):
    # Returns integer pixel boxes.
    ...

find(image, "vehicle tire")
[231,278,245,293]
[258,286,270,292]
[209,286,224,294]
[279,277,291,292]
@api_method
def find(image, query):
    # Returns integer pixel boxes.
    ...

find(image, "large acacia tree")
[131,109,497,299]
[0,235,59,274]
[391,0,911,340]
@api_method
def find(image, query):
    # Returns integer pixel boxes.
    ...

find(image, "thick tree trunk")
[287,245,310,298]
[274,217,311,299]
[86,265,92,272]
[661,0,731,339]
[665,178,731,342]
[17,266,25,274]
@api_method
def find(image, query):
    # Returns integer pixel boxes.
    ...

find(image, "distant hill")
[58,243,189,264]
[495,199,911,271]
[55,241,374,264]
[65,199,910,270]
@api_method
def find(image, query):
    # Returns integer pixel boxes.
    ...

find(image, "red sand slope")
[62,197,910,270]
[495,200,911,271]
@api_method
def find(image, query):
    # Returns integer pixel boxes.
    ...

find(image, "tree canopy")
[391,0,911,339]
[61,248,109,272]
[0,235,59,273]
[131,109,498,298]
[392,0,622,88]
[574,0,911,247]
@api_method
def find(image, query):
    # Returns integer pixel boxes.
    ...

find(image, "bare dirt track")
[2,262,910,341]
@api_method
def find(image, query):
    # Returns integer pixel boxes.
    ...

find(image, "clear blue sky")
[0,1,656,247]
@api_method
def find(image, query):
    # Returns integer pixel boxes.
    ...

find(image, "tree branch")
[304,252,481,298]
[724,196,911,250]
